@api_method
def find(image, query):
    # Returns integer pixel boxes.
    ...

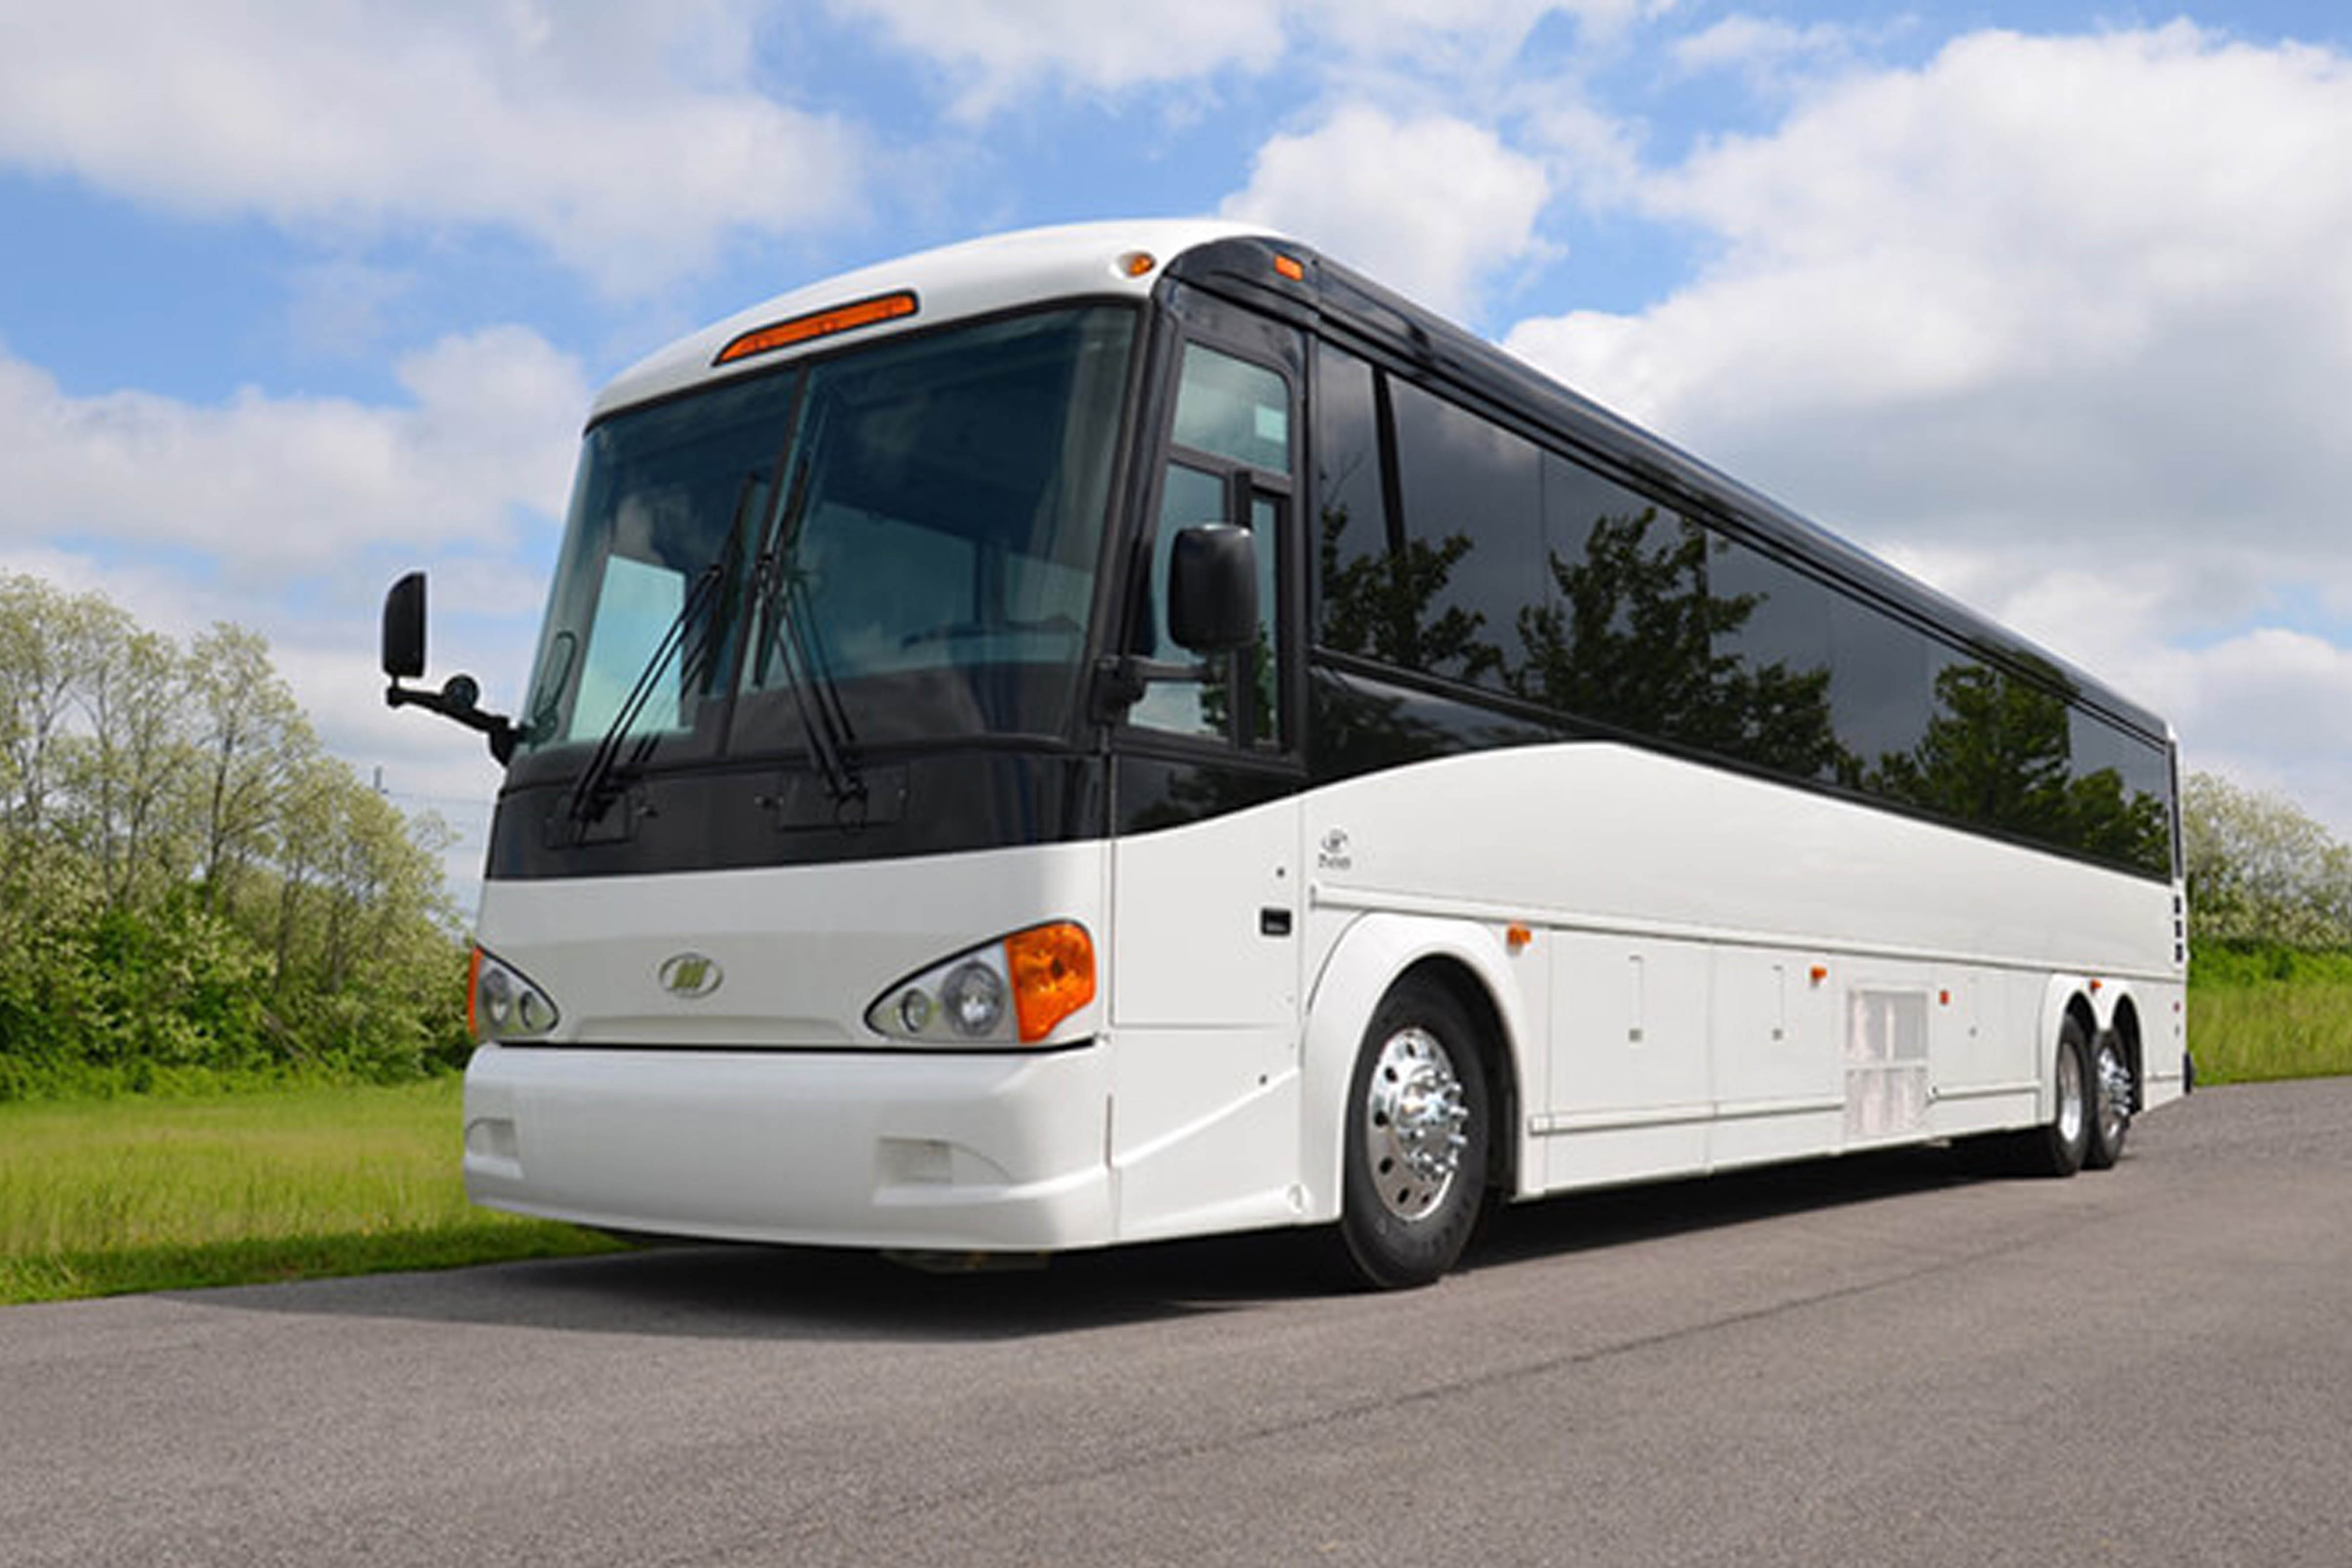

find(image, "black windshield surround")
[491,303,1141,878]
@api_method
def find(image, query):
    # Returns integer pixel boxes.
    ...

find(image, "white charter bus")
[382,221,2187,1288]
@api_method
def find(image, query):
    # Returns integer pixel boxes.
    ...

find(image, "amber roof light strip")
[712,289,920,366]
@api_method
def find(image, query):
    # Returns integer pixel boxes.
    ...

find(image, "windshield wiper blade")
[558,474,761,842]
[756,555,865,811]
[558,559,725,840]
[752,453,866,813]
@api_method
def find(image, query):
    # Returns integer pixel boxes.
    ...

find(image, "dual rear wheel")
[2007,1014,2134,1177]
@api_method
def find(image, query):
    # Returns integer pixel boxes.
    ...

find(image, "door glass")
[1129,342,1290,745]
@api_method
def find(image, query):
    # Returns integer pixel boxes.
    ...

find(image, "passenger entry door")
[1106,296,1307,1238]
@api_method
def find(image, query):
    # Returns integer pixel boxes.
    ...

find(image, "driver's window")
[1130,343,1291,744]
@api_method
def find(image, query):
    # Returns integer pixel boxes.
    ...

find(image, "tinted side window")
[1705,537,1842,780]
[1387,378,1542,690]
[2067,709,2174,876]
[1828,598,1935,789]
[1313,343,1399,661]
[1519,451,1714,745]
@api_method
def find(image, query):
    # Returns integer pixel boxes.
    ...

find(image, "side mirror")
[382,572,427,681]
[1167,524,1257,654]
[380,570,519,764]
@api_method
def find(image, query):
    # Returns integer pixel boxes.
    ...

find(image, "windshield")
[515,304,1137,783]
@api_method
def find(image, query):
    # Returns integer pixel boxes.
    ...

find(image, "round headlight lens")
[940,961,1005,1038]
[480,968,515,1030]
[895,988,934,1034]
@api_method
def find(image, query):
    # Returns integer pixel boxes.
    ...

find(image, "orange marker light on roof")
[1273,253,1305,281]
[713,289,919,366]
[1121,250,1157,278]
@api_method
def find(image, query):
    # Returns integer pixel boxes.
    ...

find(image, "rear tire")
[2084,1028,2133,1170]
[1336,977,1492,1289]
[2013,1015,2094,1179]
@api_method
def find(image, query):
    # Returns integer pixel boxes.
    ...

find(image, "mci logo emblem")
[658,952,723,999]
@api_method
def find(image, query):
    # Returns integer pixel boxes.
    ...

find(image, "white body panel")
[468,742,2183,1253]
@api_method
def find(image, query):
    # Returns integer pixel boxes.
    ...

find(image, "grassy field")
[2187,983,2352,1083]
[0,1077,620,1306]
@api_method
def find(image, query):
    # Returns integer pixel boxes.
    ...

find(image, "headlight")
[469,946,559,1041]
[866,922,1095,1046]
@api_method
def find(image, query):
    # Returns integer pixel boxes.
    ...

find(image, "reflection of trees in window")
[1871,663,2070,832]
[1316,504,1503,686]
[1870,660,2171,874]
[1511,508,1841,778]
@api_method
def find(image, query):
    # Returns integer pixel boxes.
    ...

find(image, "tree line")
[0,574,468,1099]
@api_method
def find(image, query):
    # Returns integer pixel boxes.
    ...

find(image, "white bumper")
[463,1041,1116,1253]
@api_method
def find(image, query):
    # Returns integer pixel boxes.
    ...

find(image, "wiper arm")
[559,558,726,840]
[558,473,761,842]
[752,453,865,811]
[755,553,866,811]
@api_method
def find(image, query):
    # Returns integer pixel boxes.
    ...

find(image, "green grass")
[2188,978,2352,1084]
[0,1078,622,1306]
[2186,943,2352,1085]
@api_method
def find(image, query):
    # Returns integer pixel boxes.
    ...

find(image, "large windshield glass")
[516,305,1136,781]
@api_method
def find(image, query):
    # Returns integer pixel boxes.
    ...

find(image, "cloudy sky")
[4,0,2349,891]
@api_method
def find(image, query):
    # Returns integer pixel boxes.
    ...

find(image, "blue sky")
[5,0,2352,888]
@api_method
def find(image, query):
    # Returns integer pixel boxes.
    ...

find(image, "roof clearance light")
[712,289,919,367]
[1120,250,1157,278]
[1273,253,1305,282]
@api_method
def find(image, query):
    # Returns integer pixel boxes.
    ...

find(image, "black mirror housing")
[379,570,519,764]
[382,572,427,681]
[1167,524,1257,653]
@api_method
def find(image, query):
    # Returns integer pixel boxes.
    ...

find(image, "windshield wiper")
[752,455,866,814]
[556,559,725,841]
[557,475,759,842]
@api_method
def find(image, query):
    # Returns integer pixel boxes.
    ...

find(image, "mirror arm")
[386,676,520,765]
[1091,653,1211,720]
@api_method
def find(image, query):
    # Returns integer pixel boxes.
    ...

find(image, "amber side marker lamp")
[713,289,919,366]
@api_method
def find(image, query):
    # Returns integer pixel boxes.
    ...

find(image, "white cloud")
[1501,22,2352,827]
[1669,15,1865,92]
[1510,24,2352,545]
[1221,105,1552,319]
[0,1,863,294]
[830,0,1285,115]
[0,327,583,582]
[831,0,1669,117]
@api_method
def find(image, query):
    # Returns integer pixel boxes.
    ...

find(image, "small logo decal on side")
[658,953,723,999]
[1317,827,1354,873]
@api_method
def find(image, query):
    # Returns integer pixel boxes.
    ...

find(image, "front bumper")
[462,1041,1115,1253]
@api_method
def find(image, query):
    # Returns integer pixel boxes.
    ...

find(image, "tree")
[0,576,469,1094]
[2182,772,2352,949]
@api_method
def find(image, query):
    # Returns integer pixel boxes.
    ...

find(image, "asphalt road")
[5,1078,2349,1567]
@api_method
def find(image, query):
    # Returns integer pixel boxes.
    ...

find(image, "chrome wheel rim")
[1364,1026,1470,1222]
[2095,1041,2133,1148]
[2056,1038,2087,1147]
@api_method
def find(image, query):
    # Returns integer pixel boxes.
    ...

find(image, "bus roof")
[591,219,1265,420]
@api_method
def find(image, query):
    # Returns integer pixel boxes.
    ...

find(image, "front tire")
[1337,977,1492,1290]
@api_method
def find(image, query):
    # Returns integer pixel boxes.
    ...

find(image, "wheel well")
[2065,993,2098,1052]
[1395,956,1518,1196]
